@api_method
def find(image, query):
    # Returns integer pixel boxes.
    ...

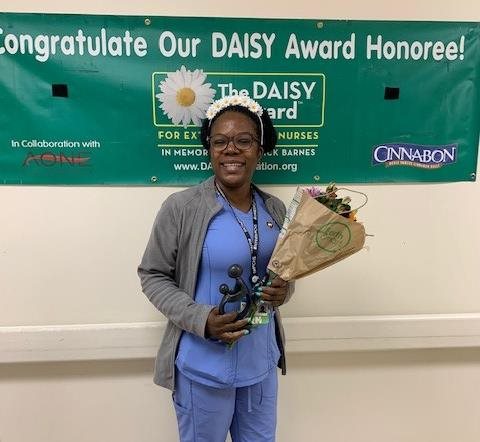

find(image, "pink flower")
[304,186,324,198]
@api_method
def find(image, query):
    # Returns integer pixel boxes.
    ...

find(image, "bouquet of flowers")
[305,183,359,221]
[266,183,368,281]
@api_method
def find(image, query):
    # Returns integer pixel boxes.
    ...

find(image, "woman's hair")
[200,104,278,153]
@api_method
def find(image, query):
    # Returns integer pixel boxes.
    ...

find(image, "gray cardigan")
[138,176,292,391]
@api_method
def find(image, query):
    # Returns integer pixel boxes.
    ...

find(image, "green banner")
[0,12,479,185]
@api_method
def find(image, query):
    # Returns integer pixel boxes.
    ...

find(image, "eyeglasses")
[208,132,259,152]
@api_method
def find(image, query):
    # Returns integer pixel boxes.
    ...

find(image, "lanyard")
[215,181,260,285]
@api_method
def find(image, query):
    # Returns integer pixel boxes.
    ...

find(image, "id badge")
[241,300,270,326]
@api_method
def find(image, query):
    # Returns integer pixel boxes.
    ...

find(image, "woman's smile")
[220,159,246,172]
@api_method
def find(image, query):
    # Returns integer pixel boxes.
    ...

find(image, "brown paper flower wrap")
[267,186,367,281]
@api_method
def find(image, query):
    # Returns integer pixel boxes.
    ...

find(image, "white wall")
[2,349,480,442]
[1,1,480,441]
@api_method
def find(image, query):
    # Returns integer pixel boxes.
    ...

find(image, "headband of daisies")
[206,95,264,145]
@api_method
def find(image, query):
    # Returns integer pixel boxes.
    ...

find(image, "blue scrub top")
[175,191,281,388]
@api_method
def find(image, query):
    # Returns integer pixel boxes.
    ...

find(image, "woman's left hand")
[258,276,288,307]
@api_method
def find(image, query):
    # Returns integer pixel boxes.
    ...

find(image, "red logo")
[23,152,91,167]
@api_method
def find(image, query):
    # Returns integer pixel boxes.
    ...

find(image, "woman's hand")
[205,308,250,344]
[258,276,288,307]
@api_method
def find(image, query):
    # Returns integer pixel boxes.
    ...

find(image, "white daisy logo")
[156,66,216,128]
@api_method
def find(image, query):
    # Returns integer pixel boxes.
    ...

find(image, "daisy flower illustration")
[156,66,216,128]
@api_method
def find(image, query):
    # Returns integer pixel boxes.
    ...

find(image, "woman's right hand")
[205,308,250,344]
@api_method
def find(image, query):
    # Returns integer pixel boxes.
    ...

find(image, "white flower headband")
[206,95,264,145]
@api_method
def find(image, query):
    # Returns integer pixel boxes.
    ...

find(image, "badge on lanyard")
[240,300,270,326]
[216,181,271,326]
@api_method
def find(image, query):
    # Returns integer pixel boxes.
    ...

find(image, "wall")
[0,1,479,441]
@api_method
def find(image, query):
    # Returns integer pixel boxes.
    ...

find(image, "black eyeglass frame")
[207,132,260,152]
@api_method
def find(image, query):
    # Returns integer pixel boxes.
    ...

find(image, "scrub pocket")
[173,370,235,442]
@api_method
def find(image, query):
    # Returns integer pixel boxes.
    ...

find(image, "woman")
[138,95,293,442]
